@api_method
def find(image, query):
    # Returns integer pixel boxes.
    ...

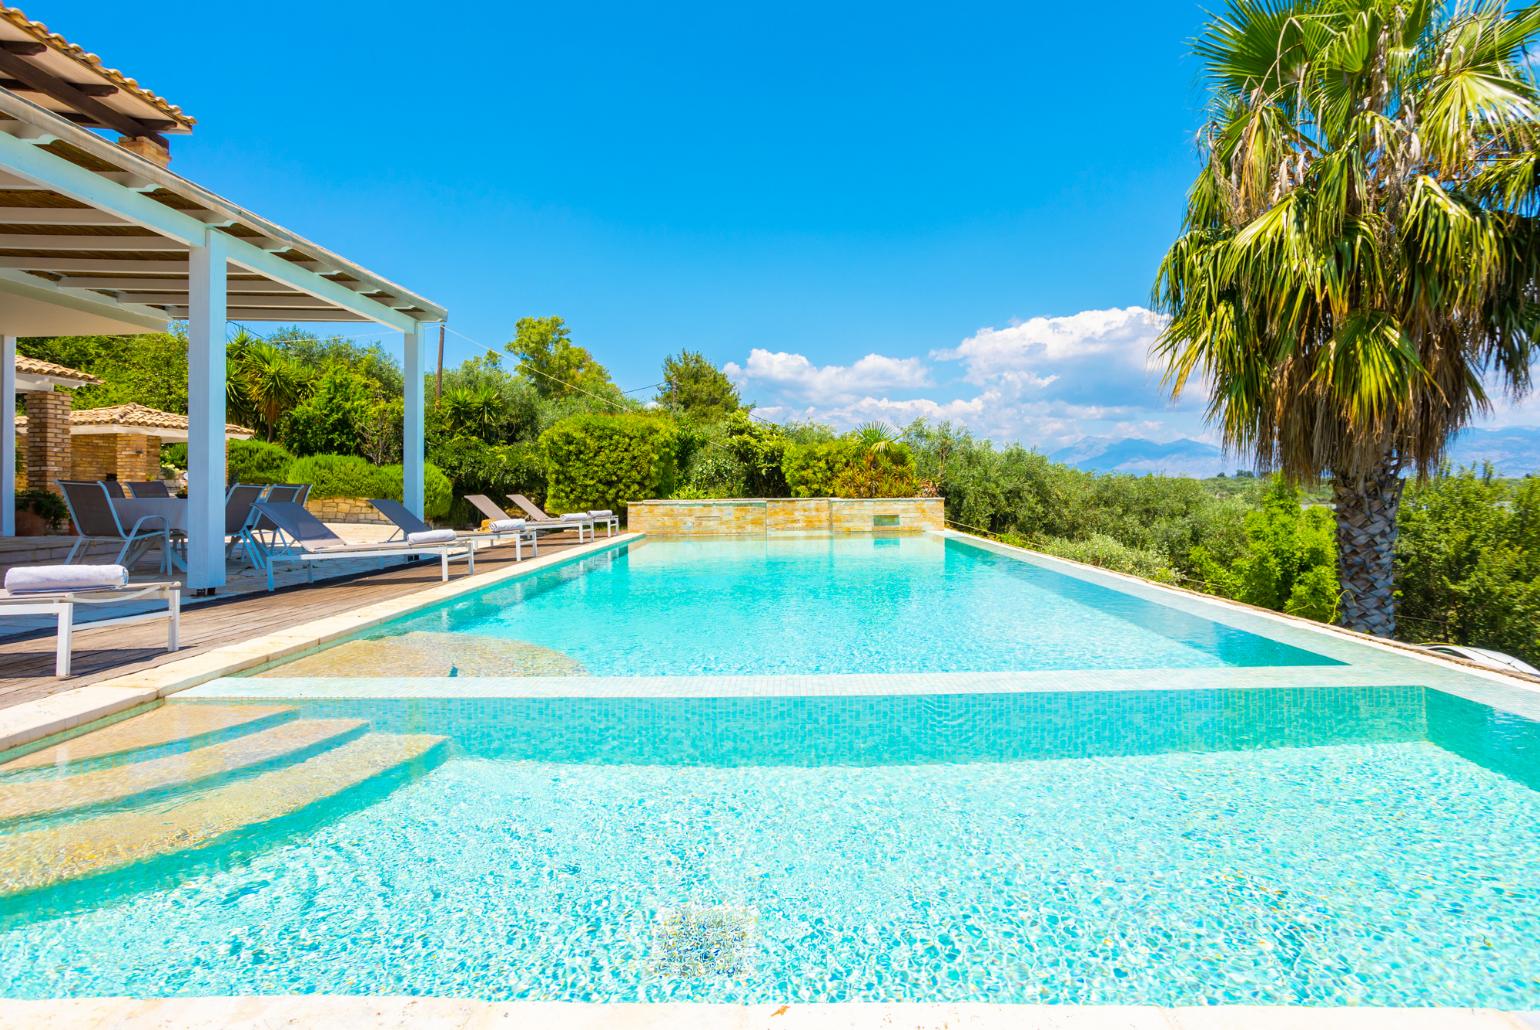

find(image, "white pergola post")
[402,322,426,519]
[1,334,14,537]
[186,230,229,592]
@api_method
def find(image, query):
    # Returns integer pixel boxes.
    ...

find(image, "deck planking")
[0,533,592,710]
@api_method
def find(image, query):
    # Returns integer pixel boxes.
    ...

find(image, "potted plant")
[15,488,69,536]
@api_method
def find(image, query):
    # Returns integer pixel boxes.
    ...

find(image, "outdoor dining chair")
[126,480,171,498]
[57,480,173,573]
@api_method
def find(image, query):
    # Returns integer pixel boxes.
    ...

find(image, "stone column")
[24,390,71,495]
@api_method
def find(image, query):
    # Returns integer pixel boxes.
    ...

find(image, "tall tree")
[506,316,613,399]
[1153,0,1540,636]
[656,350,742,418]
[228,334,310,442]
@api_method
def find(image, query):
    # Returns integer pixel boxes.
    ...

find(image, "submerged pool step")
[0,733,447,899]
[0,704,297,775]
[0,718,369,825]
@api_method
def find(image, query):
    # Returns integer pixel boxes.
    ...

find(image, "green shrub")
[540,413,677,514]
[429,437,545,503]
[285,453,451,520]
[782,439,852,497]
[226,439,294,485]
[833,442,919,498]
[17,488,68,531]
[1032,533,1180,584]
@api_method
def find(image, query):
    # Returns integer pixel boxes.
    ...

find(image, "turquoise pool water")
[352,537,1337,675]
[5,687,1540,1006]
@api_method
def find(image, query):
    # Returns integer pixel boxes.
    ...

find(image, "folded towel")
[560,512,591,521]
[5,564,129,595]
[588,509,614,517]
[407,529,458,545]
[489,518,526,533]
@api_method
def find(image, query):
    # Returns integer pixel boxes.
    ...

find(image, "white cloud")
[934,306,1175,406]
[724,348,929,401]
[729,306,1217,450]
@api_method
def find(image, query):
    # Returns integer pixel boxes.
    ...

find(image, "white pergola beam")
[0,234,187,251]
[0,131,420,331]
[0,207,130,225]
[0,267,169,330]
[2,334,14,537]
[125,293,333,307]
[57,276,303,293]
[0,256,189,273]
[185,230,228,592]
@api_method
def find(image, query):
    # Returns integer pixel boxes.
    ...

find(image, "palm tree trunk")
[1331,462,1404,638]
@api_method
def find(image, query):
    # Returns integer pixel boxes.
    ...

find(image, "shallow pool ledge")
[0,534,639,757]
[0,999,1532,1028]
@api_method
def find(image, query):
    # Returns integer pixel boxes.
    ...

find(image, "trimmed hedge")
[540,413,677,514]
[226,439,295,485]
[284,453,451,520]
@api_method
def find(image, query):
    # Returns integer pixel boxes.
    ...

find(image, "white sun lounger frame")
[0,581,181,677]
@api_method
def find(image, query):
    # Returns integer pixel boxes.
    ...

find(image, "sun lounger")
[462,495,587,543]
[505,494,601,541]
[369,499,537,561]
[0,565,180,677]
[243,501,475,592]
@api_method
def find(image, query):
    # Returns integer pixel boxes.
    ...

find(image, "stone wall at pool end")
[628,497,943,536]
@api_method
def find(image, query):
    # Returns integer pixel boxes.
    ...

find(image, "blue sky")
[64,0,1540,446]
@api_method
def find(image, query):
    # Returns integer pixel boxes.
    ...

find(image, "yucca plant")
[1154,0,1540,636]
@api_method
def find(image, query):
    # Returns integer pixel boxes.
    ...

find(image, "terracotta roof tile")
[0,5,195,129]
[15,353,101,384]
[15,402,252,437]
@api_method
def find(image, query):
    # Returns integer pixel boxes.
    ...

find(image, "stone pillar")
[115,433,155,481]
[24,390,71,495]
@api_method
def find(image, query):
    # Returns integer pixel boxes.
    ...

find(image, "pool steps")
[0,703,296,775]
[0,704,447,899]
[0,718,369,826]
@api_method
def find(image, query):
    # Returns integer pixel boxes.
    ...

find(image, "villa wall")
[71,433,161,484]
[305,496,391,525]
[628,497,944,536]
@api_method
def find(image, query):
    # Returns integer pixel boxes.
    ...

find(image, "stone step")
[0,718,368,825]
[0,733,447,899]
[0,704,296,775]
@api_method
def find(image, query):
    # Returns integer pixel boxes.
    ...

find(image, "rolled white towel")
[407,529,458,545]
[489,518,526,533]
[560,512,591,522]
[5,564,129,595]
[588,509,614,518]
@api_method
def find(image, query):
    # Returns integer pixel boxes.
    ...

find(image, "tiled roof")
[15,353,101,384]
[0,5,195,128]
[15,402,252,437]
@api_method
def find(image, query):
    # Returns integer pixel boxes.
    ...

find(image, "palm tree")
[234,340,310,442]
[1153,0,1540,637]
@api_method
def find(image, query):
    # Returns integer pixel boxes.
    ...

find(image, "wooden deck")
[0,532,593,711]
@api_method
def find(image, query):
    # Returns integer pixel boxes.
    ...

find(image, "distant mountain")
[1446,427,1540,477]
[1049,437,1227,478]
[1051,426,1540,479]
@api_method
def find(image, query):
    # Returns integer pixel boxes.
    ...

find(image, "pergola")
[0,6,446,592]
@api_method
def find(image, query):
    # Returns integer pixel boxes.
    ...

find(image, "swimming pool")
[310,536,1338,676]
[4,532,1539,1011]
[4,686,1540,1006]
